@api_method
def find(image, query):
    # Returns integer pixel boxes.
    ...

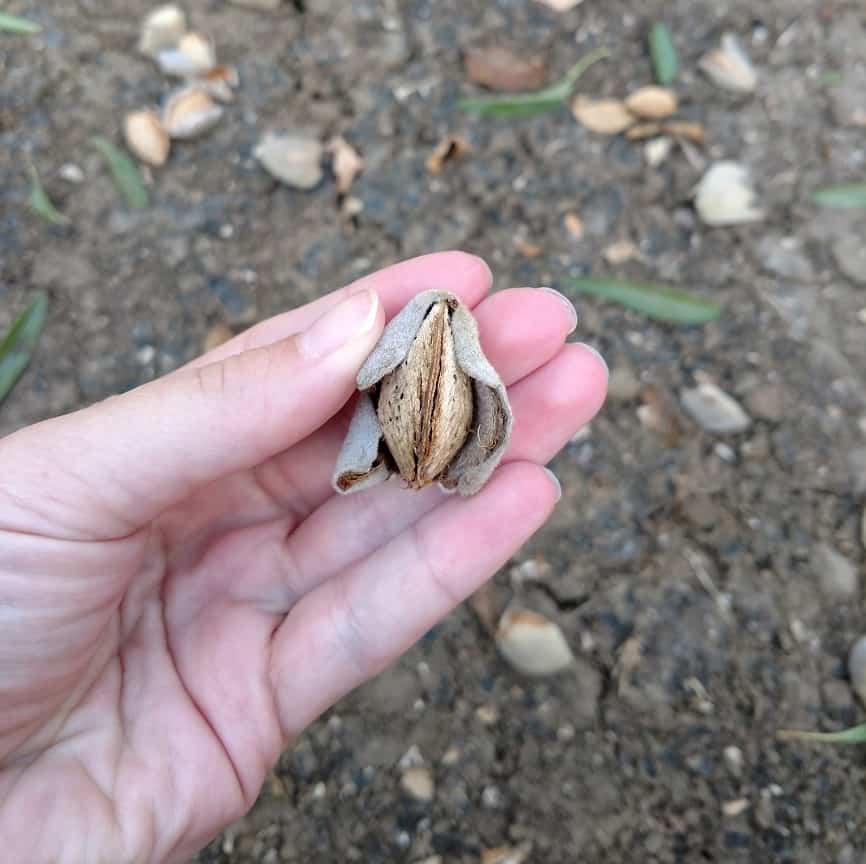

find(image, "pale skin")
[0,252,608,863]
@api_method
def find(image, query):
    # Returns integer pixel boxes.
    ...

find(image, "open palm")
[0,253,607,864]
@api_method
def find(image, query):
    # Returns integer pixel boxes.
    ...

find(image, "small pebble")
[723,745,744,778]
[722,798,750,817]
[481,785,503,808]
[681,383,752,434]
[255,131,324,190]
[400,767,435,802]
[813,543,859,599]
[59,163,85,183]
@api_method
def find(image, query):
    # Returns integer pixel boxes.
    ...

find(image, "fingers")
[257,286,579,516]
[188,251,493,369]
[274,343,607,592]
[0,289,385,539]
[269,461,559,738]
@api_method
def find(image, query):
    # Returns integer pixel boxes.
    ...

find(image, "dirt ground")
[3,0,866,861]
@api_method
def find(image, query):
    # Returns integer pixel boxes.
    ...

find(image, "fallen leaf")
[327,136,363,193]
[463,45,547,92]
[572,96,635,134]
[565,277,722,324]
[0,12,41,33]
[426,134,469,175]
[564,211,584,239]
[92,137,149,209]
[812,183,866,209]
[777,724,866,744]
[648,22,678,85]
[28,165,70,226]
[458,48,607,118]
[0,292,48,406]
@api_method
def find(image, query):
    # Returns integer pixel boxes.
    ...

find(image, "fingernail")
[576,342,608,378]
[537,287,578,334]
[543,467,562,502]
[298,288,379,359]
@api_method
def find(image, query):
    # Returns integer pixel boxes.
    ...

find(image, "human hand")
[0,252,607,863]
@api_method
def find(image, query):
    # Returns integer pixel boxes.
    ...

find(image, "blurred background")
[2,1,866,861]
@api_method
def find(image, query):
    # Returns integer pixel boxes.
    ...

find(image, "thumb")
[1,288,383,538]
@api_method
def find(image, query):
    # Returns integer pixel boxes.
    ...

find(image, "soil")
[3,1,866,862]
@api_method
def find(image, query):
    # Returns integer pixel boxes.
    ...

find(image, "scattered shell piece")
[463,45,547,92]
[699,33,757,94]
[197,65,239,103]
[664,121,706,145]
[495,607,573,676]
[124,109,170,166]
[848,636,866,707]
[680,383,751,433]
[157,31,216,77]
[645,136,673,166]
[481,844,532,864]
[163,87,223,139]
[723,745,744,777]
[572,96,635,135]
[203,322,234,353]
[426,134,469,175]
[722,799,750,818]
[138,4,186,57]
[59,163,84,184]
[254,132,323,189]
[625,121,663,141]
[564,211,584,239]
[400,767,435,802]
[624,85,678,119]
[534,0,583,9]
[694,161,764,226]
[603,239,640,265]
[327,136,363,194]
[468,582,498,634]
[228,0,282,7]
[514,237,543,258]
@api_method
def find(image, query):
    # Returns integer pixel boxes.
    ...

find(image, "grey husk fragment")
[331,289,513,497]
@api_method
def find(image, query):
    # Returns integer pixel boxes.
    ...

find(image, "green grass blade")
[565,277,722,325]
[0,292,48,405]
[777,723,866,744]
[28,164,70,226]
[0,12,41,33]
[649,23,678,85]
[92,137,149,209]
[458,47,608,118]
[812,183,866,209]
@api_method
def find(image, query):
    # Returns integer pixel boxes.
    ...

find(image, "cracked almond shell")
[332,290,513,497]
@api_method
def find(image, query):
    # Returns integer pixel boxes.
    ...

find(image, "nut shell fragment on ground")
[162,87,224,139]
[123,109,170,166]
[254,132,324,189]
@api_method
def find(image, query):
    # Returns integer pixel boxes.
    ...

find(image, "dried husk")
[333,290,512,497]
[624,85,678,119]
[572,96,635,135]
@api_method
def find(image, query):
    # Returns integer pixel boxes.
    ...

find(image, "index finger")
[187,251,493,369]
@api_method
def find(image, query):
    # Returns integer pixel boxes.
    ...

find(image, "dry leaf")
[203,322,234,353]
[572,96,635,135]
[333,291,513,497]
[564,211,584,239]
[123,109,170,166]
[463,45,548,92]
[624,85,678,119]
[426,135,469,175]
[495,607,574,676]
[327,136,363,194]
